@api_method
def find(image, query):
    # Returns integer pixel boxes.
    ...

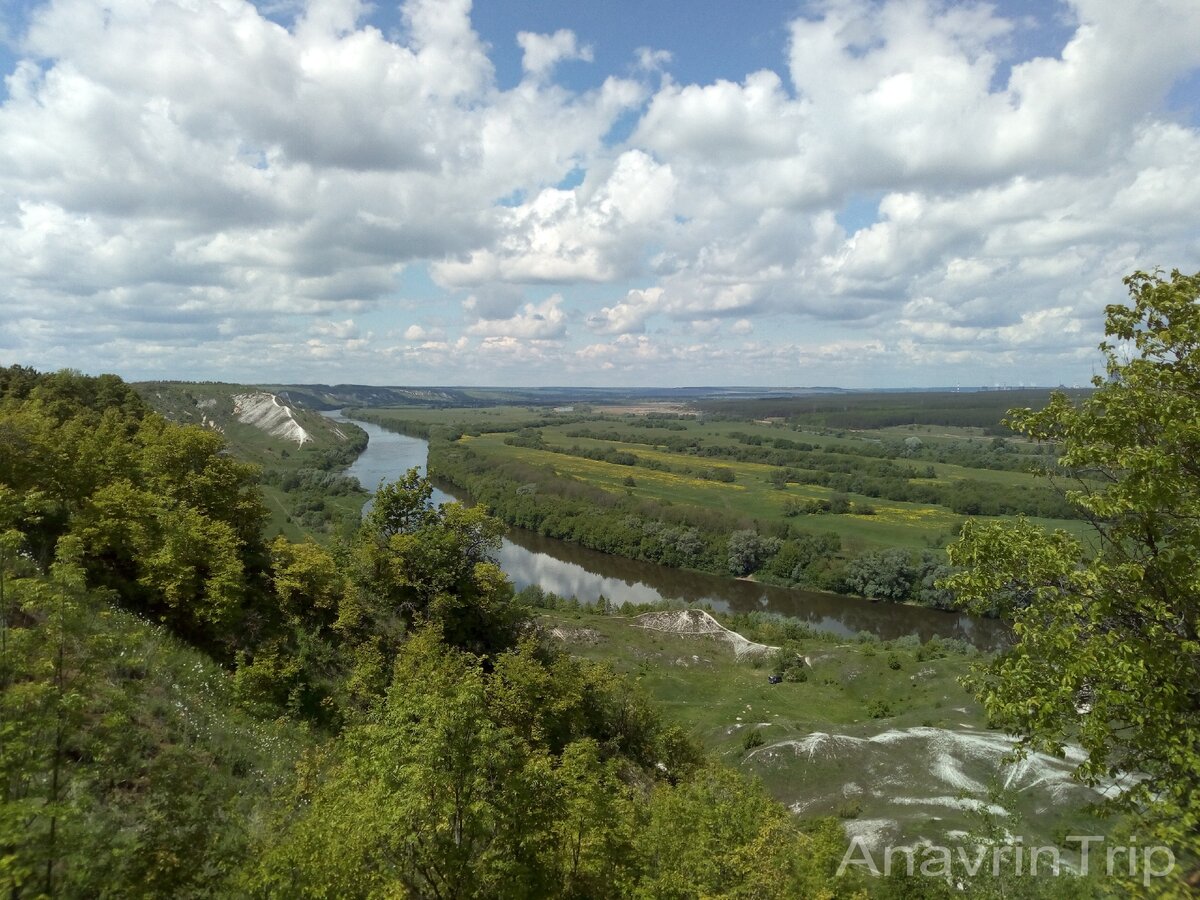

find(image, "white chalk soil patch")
[547,625,604,646]
[631,609,777,660]
[233,392,312,446]
[841,818,901,848]
[744,726,1106,852]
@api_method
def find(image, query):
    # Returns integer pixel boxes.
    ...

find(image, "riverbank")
[331,412,1007,647]
[328,410,1105,865]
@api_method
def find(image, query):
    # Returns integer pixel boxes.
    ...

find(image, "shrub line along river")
[327,412,1007,649]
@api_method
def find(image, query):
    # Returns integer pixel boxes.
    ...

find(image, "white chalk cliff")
[231,392,311,446]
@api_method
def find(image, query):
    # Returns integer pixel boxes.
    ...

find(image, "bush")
[742,728,765,751]
[867,700,894,719]
[727,530,781,577]
[769,645,803,675]
[836,800,862,819]
[783,665,808,683]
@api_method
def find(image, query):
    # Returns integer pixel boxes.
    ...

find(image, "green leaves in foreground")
[251,629,860,899]
[944,269,1200,893]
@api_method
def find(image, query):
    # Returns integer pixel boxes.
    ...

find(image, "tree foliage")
[253,629,857,899]
[945,269,1200,886]
[0,375,269,651]
[2,365,871,898]
[726,529,781,577]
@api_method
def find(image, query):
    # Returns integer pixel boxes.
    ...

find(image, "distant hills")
[257,383,859,409]
[136,380,1077,423]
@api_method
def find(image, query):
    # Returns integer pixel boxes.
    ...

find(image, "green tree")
[350,475,525,659]
[253,630,612,898]
[944,269,1200,888]
[726,530,780,577]
[636,765,860,899]
[0,537,126,896]
[551,738,640,897]
[844,549,915,601]
[363,466,437,537]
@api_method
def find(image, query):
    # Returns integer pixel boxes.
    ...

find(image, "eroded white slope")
[631,609,777,659]
[232,392,311,446]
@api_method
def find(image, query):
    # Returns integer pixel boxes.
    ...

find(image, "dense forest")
[695,388,1093,433]
[0,365,867,897]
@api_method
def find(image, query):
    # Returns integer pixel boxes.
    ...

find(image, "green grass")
[540,608,1108,853]
[260,482,366,542]
[458,429,1087,553]
[538,609,986,742]
[350,404,581,433]
[558,424,1052,489]
[5,582,310,896]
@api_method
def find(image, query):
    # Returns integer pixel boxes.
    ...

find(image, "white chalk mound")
[631,609,776,659]
[232,392,311,446]
[742,724,1117,855]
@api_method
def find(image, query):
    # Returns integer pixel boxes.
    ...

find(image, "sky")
[1,0,1198,388]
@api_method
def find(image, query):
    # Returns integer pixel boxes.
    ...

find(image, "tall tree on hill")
[945,269,1200,890]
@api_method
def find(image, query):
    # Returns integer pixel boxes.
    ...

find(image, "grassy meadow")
[538,605,1107,854]
[358,398,1094,557]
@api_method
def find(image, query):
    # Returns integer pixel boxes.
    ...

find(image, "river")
[327,412,1006,648]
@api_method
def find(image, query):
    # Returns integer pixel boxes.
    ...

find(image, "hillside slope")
[538,605,1108,860]
[135,381,360,464]
[135,381,369,540]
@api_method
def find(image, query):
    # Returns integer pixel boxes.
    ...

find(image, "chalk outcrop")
[631,609,776,659]
[232,392,311,446]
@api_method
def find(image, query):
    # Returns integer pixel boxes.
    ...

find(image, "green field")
[459,429,1091,552]
[357,400,1093,561]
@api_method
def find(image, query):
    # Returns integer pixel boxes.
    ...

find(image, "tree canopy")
[0,364,864,898]
[945,269,1200,885]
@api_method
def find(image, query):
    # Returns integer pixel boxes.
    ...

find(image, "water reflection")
[329,412,454,512]
[325,412,1006,649]
[497,540,666,608]
[496,525,1002,646]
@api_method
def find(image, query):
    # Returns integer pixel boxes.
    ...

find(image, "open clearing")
[540,608,1106,852]
[631,609,776,659]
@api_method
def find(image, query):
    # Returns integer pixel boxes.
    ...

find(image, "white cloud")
[0,0,638,360]
[593,0,1200,375]
[466,294,568,340]
[312,318,361,339]
[462,284,526,320]
[405,322,447,342]
[517,29,593,79]
[434,149,675,285]
[634,47,672,72]
[1,0,1198,386]
[586,287,664,335]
